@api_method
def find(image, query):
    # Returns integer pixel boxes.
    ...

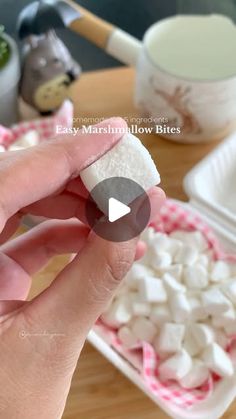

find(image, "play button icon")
[108,198,131,222]
[85,177,151,242]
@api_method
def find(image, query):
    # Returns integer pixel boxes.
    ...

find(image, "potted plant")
[0,26,20,126]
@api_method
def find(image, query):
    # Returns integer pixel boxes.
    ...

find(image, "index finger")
[0,117,127,231]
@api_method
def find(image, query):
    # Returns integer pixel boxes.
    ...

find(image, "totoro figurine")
[19,30,81,118]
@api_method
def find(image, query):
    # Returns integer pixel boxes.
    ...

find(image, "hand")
[0,118,165,419]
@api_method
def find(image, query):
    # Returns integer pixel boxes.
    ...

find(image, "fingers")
[22,189,165,341]
[0,300,27,317]
[0,117,126,231]
[0,252,32,300]
[25,234,138,340]
[1,219,90,275]
[0,213,22,244]
[22,192,89,224]
[0,186,164,279]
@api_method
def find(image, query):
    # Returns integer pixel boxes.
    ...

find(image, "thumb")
[21,187,165,346]
[23,233,137,341]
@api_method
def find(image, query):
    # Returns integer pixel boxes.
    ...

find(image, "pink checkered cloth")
[98,199,236,410]
[0,100,73,147]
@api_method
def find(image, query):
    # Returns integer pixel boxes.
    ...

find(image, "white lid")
[184,133,236,240]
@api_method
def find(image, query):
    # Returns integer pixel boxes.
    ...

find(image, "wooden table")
[29,67,235,419]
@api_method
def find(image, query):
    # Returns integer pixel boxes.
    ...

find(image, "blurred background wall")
[0,0,176,70]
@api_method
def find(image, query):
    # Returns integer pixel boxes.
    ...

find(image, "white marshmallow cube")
[224,321,236,336]
[189,297,208,322]
[162,273,186,295]
[150,304,172,326]
[169,292,191,323]
[124,263,154,290]
[186,231,209,252]
[167,239,183,258]
[222,280,236,305]
[162,264,183,281]
[202,343,234,377]
[159,349,192,381]
[170,230,189,241]
[184,264,208,289]
[151,233,170,252]
[170,231,208,252]
[80,132,160,212]
[132,317,156,343]
[212,306,235,328]
[179,360,209,389]
[215,329,229,349]
[197,254,210,269]
[156,323,185,353]
[231,264,236,276]
[0,145,6,152]
[210,261,231,283]
[183,328,201,357]
[149,249,172,270]
[191,323,215,349]
[131,296,151,317]
[174,244,198,266]
[140,227,156,245]
[117,326,138,348]
[101,296,132,328]
[202,288,231,315]
[138,276,167,303]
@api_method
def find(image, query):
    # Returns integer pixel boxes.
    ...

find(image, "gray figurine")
[19,30,81,116]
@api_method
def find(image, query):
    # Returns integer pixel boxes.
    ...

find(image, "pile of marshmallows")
[101,227,236,390]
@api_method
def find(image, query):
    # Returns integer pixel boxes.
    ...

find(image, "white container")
[0,34,20,126]
[87,134,236,419]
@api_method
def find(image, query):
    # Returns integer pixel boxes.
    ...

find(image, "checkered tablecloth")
[0,100,73,147]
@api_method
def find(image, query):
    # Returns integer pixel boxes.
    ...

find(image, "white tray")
[184,132,236,239]
[88,134,236,419]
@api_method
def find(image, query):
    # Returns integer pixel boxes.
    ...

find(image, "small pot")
[66,4,236,144]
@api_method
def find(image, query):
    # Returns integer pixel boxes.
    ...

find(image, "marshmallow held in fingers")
[80,132,160,211]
